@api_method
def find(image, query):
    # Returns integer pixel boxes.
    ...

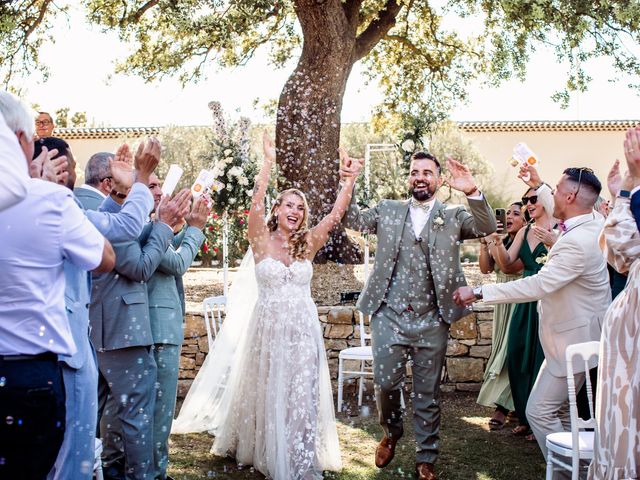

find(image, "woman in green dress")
[476,202,525,430]
[488,185,558,440]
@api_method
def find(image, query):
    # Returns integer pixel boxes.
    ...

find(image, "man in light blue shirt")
[0,90,115,480]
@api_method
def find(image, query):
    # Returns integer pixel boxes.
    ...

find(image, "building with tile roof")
[58,120,638,199]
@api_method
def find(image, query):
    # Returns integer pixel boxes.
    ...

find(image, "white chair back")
[357,311,371,347]
[203,296,227,351]
[566,341,599,476]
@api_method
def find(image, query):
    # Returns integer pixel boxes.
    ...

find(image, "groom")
[341,151,496,480]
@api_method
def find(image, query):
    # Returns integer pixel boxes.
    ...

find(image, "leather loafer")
[375,435,401,468]
[415,462,437,480]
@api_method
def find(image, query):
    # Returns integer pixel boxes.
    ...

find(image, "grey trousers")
[371,305,450,464]
[47,345,99,480]
[151,344,181,479]
[97,346,157,480]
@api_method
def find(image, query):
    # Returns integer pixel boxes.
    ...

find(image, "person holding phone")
[476,202,525,430]
[480,166,558,441]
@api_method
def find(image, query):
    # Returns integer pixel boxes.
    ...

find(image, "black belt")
[0,352,57,362]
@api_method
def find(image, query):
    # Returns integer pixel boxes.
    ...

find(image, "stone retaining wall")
[177,304,495,401]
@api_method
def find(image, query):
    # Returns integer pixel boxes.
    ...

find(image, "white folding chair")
[337,311,373,412]
[545,340,599,480]
[94,437,104,480]
[203,296,226,351]
[337,311,405,412]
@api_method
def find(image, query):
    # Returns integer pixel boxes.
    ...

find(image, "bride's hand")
[263,131,276,164]
[338,147,363,182]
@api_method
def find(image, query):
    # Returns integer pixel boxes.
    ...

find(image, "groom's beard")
[409,186,436,202]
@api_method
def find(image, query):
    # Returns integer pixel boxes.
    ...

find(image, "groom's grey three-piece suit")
[343,193,496,464]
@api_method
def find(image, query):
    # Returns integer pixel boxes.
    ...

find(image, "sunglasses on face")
[521,195,538,205]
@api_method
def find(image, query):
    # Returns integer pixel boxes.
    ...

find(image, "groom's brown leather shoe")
[375,435,401,468]
[415,462,437,480]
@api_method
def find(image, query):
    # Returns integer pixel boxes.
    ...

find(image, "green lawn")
[168,392,546,480]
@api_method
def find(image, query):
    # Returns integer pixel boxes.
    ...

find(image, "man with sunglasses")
[454,167,611,466]
[75,152,115,210]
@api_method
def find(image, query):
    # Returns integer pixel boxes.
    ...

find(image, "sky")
[21,4,640,128]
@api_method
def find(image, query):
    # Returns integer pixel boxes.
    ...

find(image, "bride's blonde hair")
[266,188,310,260]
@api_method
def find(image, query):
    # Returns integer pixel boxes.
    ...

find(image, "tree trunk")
[275,1,362,263]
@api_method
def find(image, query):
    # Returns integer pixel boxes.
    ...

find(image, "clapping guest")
[476,202,525,430]
[31,137,158,480]
[588,132,640,480]
[90,179,191,480]
[75,152,114,210]
[0,91,115,480]
[145,175,208,479]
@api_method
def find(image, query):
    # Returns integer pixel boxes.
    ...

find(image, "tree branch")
[342,0,363,27]
[126,0,159,24]
[24,0,53,38]
[354,0,402,61]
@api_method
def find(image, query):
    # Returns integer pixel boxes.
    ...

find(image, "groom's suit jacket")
[483,212,611,377]
[343,194,496,324]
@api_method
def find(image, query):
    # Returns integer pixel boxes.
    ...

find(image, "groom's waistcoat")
[385,212,437,316]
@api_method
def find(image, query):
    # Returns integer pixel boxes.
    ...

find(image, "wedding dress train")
[172,253,341,479]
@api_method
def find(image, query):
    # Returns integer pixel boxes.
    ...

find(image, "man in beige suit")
[454,167,611,460]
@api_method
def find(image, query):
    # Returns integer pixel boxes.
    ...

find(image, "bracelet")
[464,186,480,196]
[110,189,127,199]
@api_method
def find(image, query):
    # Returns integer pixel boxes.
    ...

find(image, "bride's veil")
[172,247,257,434]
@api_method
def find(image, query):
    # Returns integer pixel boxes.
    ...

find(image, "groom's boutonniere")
[433,214,445,229]
[535,253,549,265]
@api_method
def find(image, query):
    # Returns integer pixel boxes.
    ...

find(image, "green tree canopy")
[4,0,640,261]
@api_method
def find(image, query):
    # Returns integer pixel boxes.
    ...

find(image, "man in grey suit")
[33,136,159,480]
[90,184,192,480]
[146,174,207,479]
[341,151,496,480]
[75,152,114,211]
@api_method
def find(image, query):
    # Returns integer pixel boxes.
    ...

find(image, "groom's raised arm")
[341,185,380,234]
[459,196,497,240]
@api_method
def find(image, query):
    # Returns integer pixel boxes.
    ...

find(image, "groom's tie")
[410,198,430,213]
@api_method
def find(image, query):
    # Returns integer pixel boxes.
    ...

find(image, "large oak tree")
[4,1,640,261]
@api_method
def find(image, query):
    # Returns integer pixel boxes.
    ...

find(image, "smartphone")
[495,208,507,234]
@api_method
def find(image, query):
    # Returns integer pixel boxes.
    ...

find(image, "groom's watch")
[473,286,483,300]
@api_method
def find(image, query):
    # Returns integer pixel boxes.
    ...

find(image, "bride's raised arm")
[306,148,362,256]
[247,131,275,248]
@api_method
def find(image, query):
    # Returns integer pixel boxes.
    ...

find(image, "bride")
[173,133,359,479]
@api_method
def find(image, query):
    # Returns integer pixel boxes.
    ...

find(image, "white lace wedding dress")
[172,254,341,480]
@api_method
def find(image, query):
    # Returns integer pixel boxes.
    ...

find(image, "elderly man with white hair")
[0,90,115,480]
[0,108,29,210]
